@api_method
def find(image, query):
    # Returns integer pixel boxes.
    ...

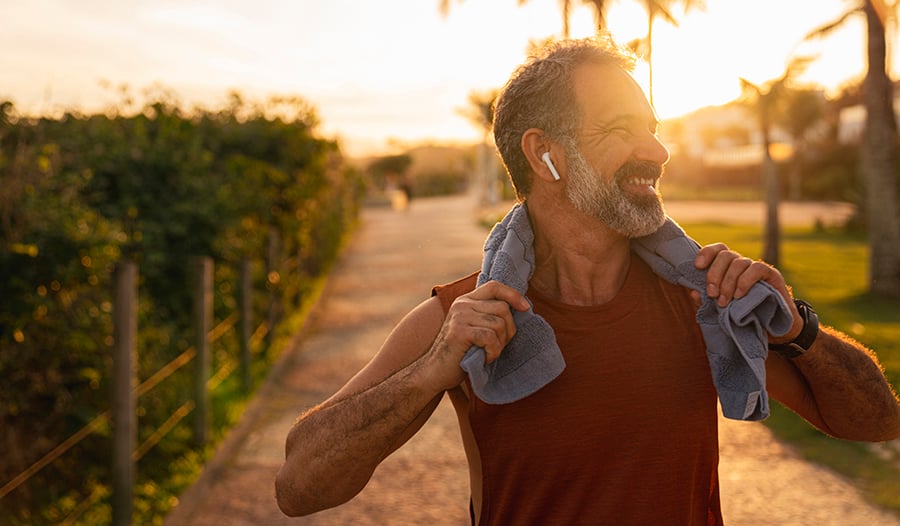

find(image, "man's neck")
[525,195,632,307]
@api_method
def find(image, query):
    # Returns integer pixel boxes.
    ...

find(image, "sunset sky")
[2,0,885,156]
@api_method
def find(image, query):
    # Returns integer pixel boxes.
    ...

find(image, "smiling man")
[276,36,900,525]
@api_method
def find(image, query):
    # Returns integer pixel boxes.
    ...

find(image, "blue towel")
[459,204,566,405]
[463,203,793,420]
[632,218,794,420]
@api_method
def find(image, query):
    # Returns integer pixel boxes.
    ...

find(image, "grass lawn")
[684,221,900,516]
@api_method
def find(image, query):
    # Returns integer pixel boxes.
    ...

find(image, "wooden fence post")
[192,256,213,448]
[266,226,281,353]
[239,258,252,393]
[112,261,137,526]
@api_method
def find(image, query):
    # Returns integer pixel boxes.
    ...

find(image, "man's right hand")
[421,280,530,392]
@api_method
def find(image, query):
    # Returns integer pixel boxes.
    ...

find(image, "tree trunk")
[789,139,804,201]
[762,145,780,266]
[760,103,780,266]
[646,1,656,108]
[863,1,900,297]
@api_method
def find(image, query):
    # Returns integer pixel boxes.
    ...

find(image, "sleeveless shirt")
[433,257,724,526]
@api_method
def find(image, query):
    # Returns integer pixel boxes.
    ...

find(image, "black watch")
[769,299,819,359]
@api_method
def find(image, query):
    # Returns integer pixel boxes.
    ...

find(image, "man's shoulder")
[431,271,479,314]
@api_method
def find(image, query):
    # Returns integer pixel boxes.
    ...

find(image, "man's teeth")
[628,178,655,186]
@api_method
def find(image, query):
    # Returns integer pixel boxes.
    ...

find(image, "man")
[276,36,900,524]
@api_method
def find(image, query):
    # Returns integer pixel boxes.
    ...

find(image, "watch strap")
[769,299,818,359]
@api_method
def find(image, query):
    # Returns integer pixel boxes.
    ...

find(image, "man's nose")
[637,133,670,166]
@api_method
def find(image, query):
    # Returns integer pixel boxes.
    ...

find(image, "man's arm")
[275,281,528,517]
[696,244,900,442]
[275,341,444,517]
[766,326,900,441]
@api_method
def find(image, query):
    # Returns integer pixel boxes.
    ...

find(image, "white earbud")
[542,152,561,181]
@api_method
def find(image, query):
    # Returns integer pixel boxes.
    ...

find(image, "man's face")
[563,63,669,237]
[565,145,666,237]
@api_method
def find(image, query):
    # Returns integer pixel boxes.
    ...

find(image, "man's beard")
[564,147,666,238]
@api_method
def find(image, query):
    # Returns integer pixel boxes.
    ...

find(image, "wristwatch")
[769,299,819,359]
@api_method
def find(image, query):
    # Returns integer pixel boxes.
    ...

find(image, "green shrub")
[0,92,363,525]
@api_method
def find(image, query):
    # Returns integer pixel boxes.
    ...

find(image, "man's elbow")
[880,408,900,442]
[275,466,316,517]
[866,399,900,442]
[829,404,900,442]
[275,462,366,517]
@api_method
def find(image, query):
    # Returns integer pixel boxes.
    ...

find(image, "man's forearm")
[275,358,442,516]
[792,326,900,441]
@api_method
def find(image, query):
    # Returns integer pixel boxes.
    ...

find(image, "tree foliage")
[0,91,363,524]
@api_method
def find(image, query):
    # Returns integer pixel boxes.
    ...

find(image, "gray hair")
[492,35,637,199]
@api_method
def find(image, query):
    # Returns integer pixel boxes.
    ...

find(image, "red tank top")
[433,257,723,526]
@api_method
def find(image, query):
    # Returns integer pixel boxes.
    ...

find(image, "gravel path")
[164,195,897,526]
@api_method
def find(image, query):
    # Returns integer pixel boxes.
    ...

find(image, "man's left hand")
[694,243,803,343]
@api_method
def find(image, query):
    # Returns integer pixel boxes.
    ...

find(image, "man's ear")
[522,128,562,183]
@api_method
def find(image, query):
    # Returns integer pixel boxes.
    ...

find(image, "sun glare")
[2,0,894,155]
[577,0,873,121]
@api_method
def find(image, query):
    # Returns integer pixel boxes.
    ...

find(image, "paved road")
[164,195,897,526]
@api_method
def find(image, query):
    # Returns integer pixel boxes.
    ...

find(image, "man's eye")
[607,126,632,136]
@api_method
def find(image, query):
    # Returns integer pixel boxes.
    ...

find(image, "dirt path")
[663,200,856,228]
[164,195,897,526]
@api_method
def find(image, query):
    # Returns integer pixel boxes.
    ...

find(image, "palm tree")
[459,89,501,204]
[776,87,826,200]
[580,0,610,33]
[807,0,900,297]
[627,1,706,107]
[739,57,813,266]
[438,0,609,38]
[440,0,701,108]
[532,0,613,37]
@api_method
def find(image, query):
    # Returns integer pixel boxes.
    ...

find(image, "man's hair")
[492,35,637,199]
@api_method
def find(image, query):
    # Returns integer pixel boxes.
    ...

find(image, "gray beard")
[564,148,666,238]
